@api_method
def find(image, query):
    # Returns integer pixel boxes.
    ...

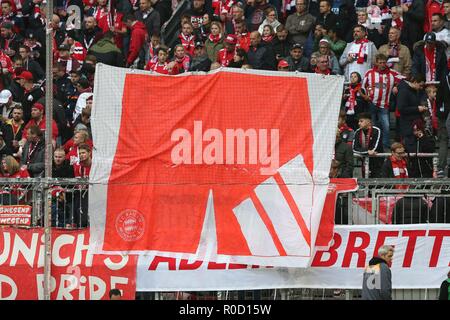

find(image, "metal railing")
[0,177,447,300]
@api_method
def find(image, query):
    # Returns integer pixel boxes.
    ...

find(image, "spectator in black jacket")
[408,119,435,178]
[88,31,125,67]
[286,43,309,71]
[20,125,45,177]
[189,41,212,72]
[135,0,161,37]
[352,112,384,177]
[53,148,75,178]
[247,31,276,70]
[396,74,427,153]
[334,129,354,178]
[18,45,44,81]
[317,0,338,30]
[412,33,448,83]
[401,0,425,52]
[272,25,292,60]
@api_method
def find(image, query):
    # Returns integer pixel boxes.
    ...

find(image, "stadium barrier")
[354,153,439,179]
[0,178,447,300]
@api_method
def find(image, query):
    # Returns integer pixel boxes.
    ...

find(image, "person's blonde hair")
[390,142,404,153]
[3,155,19,175]
[210,21,223,34]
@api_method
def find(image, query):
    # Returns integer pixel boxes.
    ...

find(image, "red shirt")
[23,118,59,141]
[145,61,171,74]
[73,162,91,178]
[237,32,250,52]
[217,48,235,67]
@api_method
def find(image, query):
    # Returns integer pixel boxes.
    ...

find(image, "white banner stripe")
[254,177,310,255]
[233,198,279,256]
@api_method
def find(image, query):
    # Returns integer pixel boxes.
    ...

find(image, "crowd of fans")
[0,0,447,225]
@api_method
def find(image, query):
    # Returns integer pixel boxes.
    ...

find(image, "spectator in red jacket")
[21,102,59,147]
[217,34,237,67]
[73,143,92,178]
[124,14,147,67]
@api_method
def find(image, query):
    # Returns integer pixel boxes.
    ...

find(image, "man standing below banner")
[362,245,394,300]
[340,25,377,81]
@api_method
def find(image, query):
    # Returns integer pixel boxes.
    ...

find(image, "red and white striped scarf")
[424,44,436,82]
[390,156,408,178]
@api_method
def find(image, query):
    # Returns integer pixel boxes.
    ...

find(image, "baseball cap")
[17,70,33,81]
[319,38,330,45]
[278,60,289,68]
[58,44,70,51]
[0,89,12,104]
[424,32,436,43]
[224,34,238,45]
[291,43,303,50]
[195,41,204,48]
[32,102,44,112]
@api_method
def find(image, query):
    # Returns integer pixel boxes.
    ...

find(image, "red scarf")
[359,127,373,150]
[208,34,222,43]
[390,156,408,189]
[179,33,195,55]
[355,38,369,64]
[346,83,361,114]
[314,66,331,75]
[262,35,274,43]
[427,98,439,130]
[424,44,436,82]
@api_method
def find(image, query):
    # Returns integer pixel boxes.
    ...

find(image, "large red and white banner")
[90,65,345,267]
[0,228,137,300]
[136,224,450,290]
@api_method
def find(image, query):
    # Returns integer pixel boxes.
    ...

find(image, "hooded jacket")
[361,257,392,300]
[89,37,125,67]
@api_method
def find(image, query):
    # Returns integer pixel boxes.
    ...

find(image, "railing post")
[32,183,42,227]
[364,156,370,178]
[432,156,438,178]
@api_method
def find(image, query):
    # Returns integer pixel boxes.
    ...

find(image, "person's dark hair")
[358,112,372,121]
[109,288,121,299]
[77,78,90,89]
[123,14,136,23]
[350,71,362,83]
[28,125,43,138]
[78,143,91,153]
[19,45,30,53]
[12,105,23,112]
[354,24,367,34]
[410,73,425,83]
[235,48,248,64]
[432,12,444,21]
[276,24,286,32]
[156,45,169,55]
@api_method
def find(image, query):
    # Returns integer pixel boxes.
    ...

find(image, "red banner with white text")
[0,228,137,300]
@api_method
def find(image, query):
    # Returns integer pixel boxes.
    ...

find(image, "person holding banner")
[362,245,394,300]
